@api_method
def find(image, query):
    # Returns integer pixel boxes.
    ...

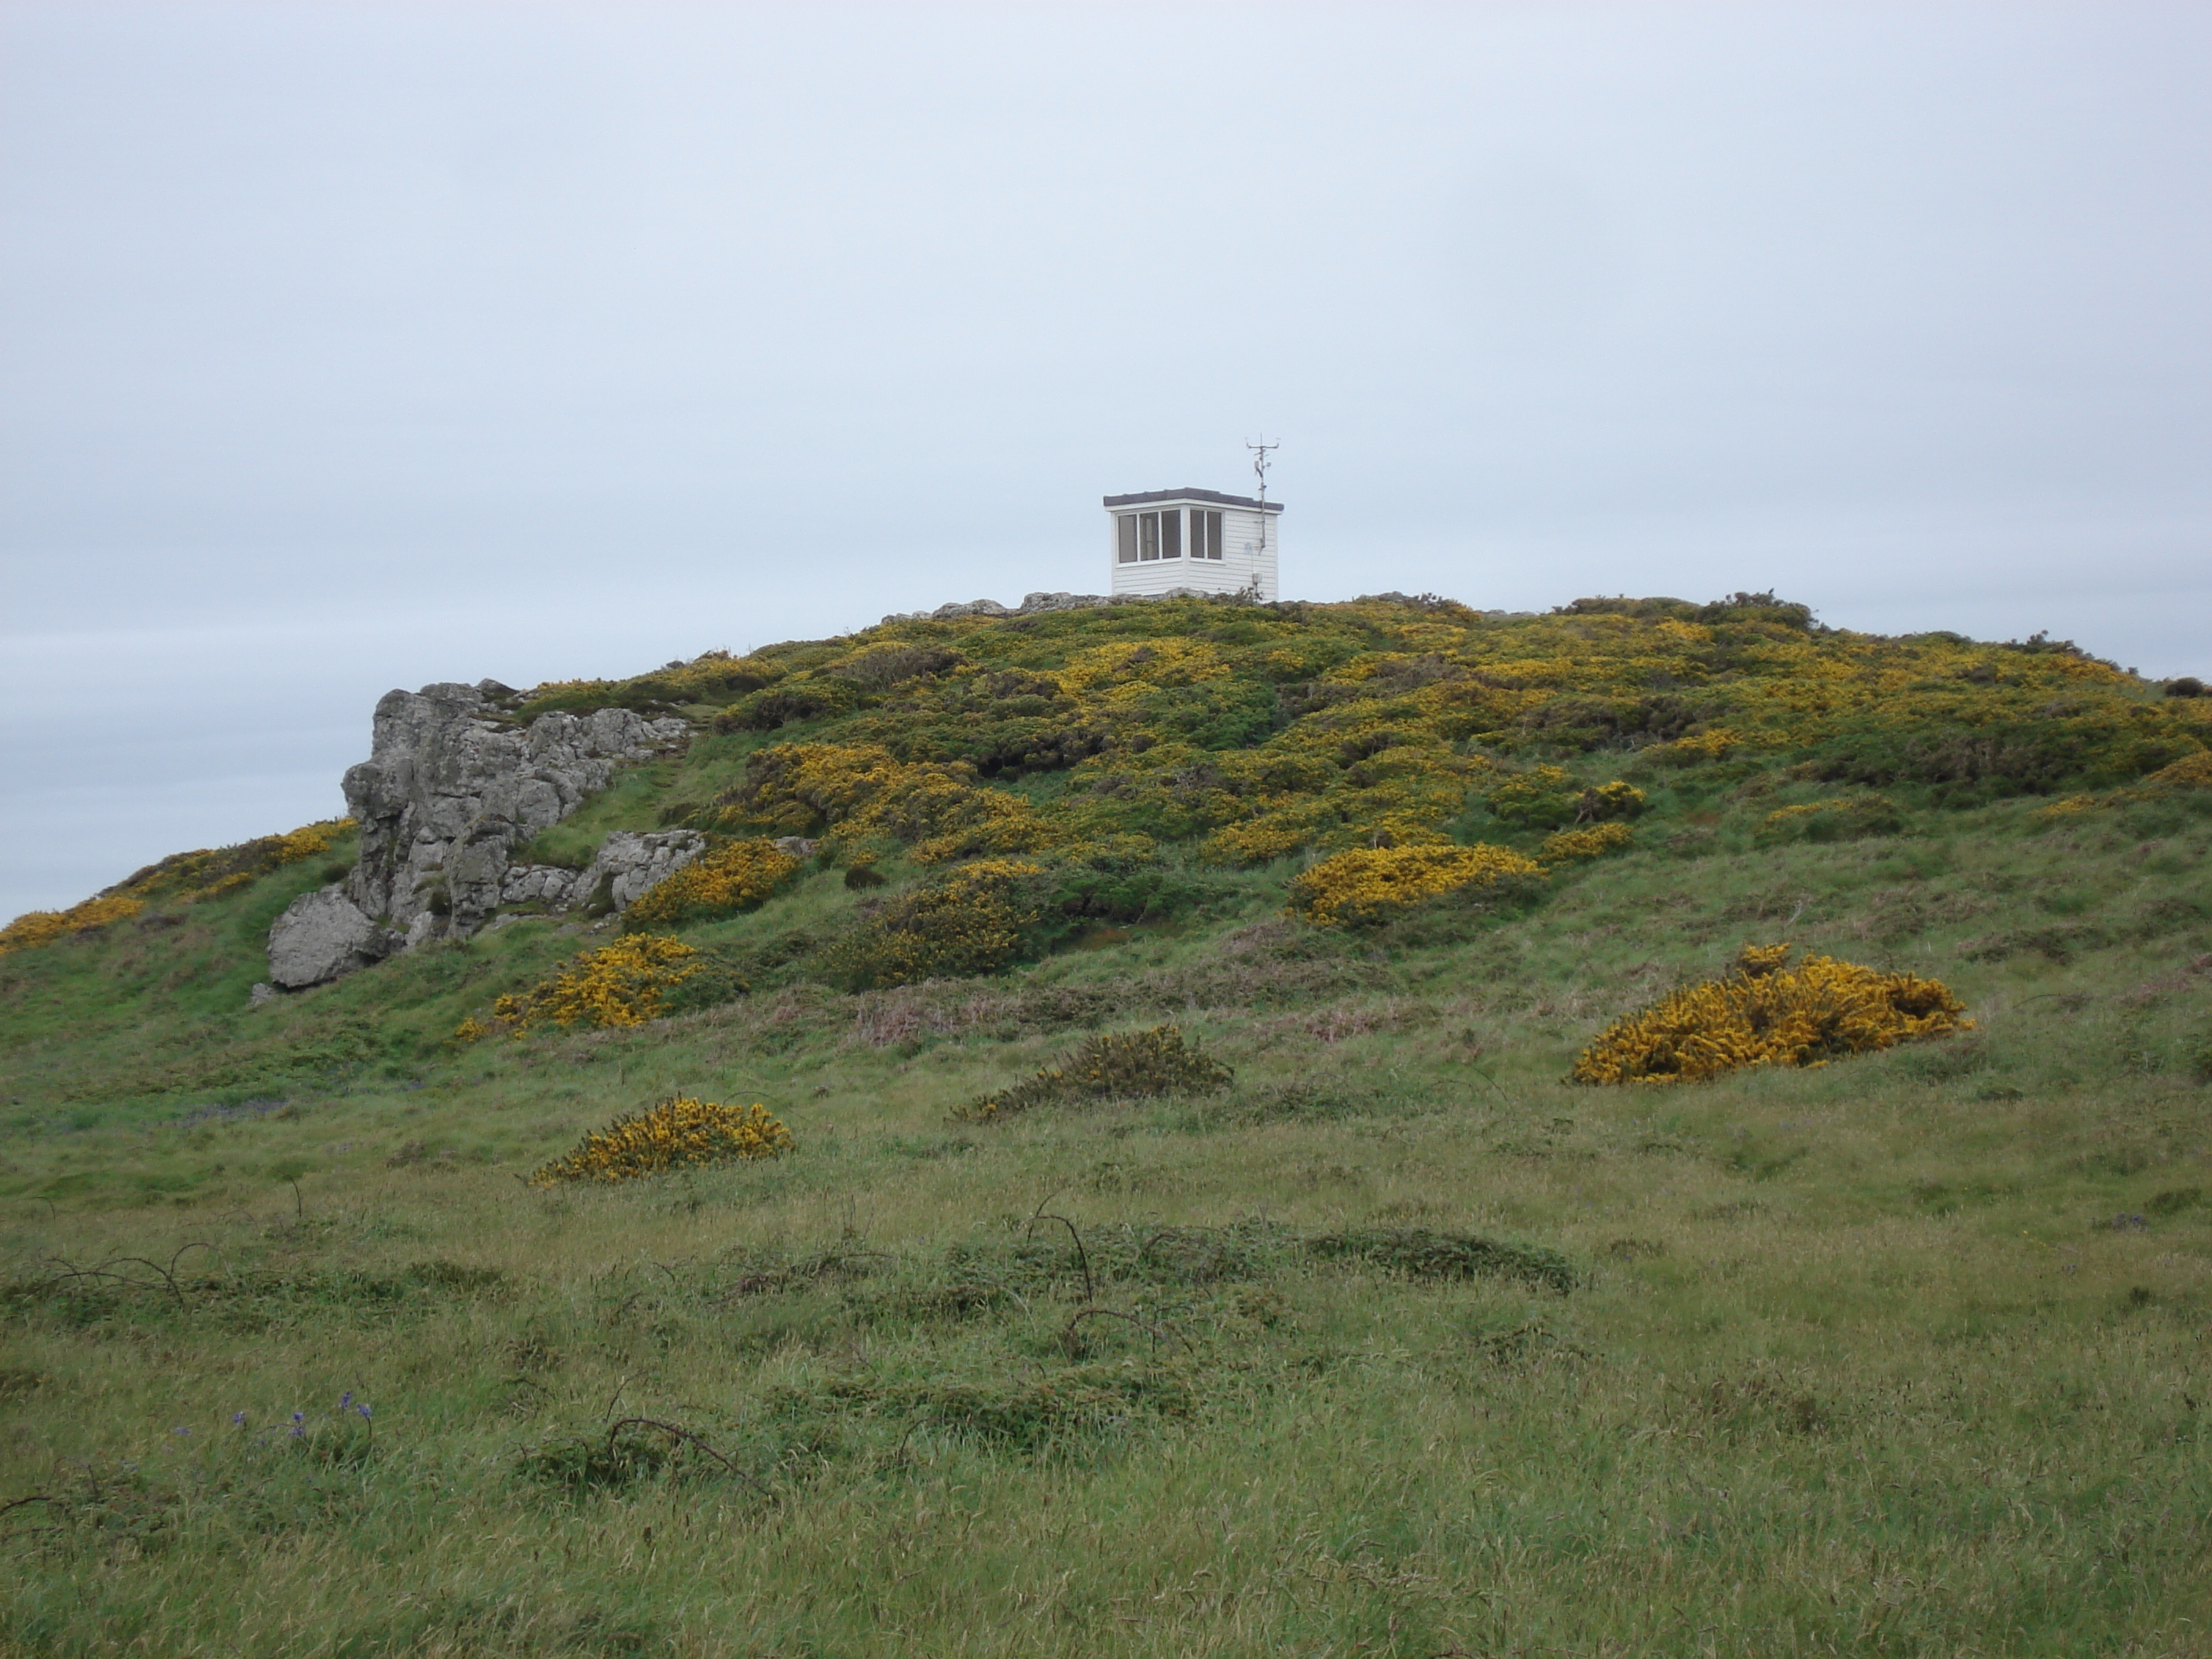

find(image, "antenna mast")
[1247,436,1276,507]
[1246,437,1277,577]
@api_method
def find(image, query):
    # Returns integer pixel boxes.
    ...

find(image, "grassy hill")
[2,591,2210,1656]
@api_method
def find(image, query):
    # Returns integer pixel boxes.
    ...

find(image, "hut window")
[1194,510,1222,559]
[1138,512,1159,560]
[1117,515,1137,562]
[1160,510,1181,558]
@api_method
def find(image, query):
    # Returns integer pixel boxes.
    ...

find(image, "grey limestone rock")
[1016,591,1108,614]
[499,864,586,907]
[573,830,707,914]
[266,890,397,989]
[879,592,1108,626]
[341,682,687,939]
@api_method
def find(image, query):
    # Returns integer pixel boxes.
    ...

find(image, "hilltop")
[2,591,2210,1656]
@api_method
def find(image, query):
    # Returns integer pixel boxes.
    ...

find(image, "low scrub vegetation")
[956,1024,1234,1122]
[2,591,2210,1655]
[528,1097,793,1185]
[456,933,708,1037]
[1572,942,1971,1084]
[621,837,800,929]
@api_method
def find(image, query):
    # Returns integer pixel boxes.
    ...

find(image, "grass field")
[3,596,2211,1655]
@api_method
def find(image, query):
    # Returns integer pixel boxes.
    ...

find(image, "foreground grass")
[3,794,2210,1655]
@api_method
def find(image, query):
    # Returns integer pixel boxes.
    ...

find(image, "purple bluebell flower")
[233,1412,247,1426]
[357,1404,372,1420]
[340,1392,352,1410]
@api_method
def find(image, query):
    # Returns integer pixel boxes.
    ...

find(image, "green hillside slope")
[2,592,2210,1657]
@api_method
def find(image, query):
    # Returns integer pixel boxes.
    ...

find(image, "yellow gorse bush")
[529,1096,793,1185]
[624,838,801,929]
[463,934,701,1038]
[1570,943,1970,1086]
[2,817,357,957]
[723,743,1061,863]
[1287,844,1545,928]
[2019,745,2212,822]
[0,895,145,957]
[2148,749,2212,788]
[817,857,1046,989]
[1540,822,1635,862]
[593,594,2207,897]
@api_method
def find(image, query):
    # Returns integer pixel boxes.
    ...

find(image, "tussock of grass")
[1304,1226,1579,1293]
[955,1024,1234,1122]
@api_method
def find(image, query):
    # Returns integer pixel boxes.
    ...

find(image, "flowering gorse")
[457,934,701,1038]
[1287,844,1544,928]
[816,857,1046,989]
[1,818,355,956]
[1753,795,1902,844]
[624,838,801,929]
[529,1096,794,1185]
[1570,943,1970,1086]
[718,743,1060,862]
[2025,746,2212,822]
[0,895,146,957]
[525,595,2207,917]
[1539,822,1635,862]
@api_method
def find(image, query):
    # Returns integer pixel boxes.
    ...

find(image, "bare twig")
[604,1418,772,1497]
[602,1374,634,1420]
[104,1255,189,1311]
[1026,1195,1094,1302]
[41,1249,208,1313]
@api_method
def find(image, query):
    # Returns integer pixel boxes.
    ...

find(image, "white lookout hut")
[1104,487,1281,602]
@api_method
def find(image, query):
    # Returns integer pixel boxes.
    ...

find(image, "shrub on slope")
[1570,943,1969,1086]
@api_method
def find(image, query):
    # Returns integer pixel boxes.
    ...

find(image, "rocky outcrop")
[497,831,711,917]
[499,863,587,909]
[340,680,687,940]
[578,830,708,911]
[266,889,398,988]
[881,591,1110,624]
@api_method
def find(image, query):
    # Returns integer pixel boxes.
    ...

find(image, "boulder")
[266,890,396,989]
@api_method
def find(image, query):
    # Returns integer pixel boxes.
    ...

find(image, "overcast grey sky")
[3,2,2207,922]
